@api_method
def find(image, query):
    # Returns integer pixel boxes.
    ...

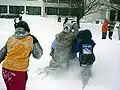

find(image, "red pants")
[2,67,28,90]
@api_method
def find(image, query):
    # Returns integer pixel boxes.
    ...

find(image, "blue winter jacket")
[51,39,56,49]
[51,39,77,59]
[72,39,96,65]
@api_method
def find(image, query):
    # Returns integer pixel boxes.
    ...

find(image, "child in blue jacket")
[72,29,96,87]
[72,29,96,66]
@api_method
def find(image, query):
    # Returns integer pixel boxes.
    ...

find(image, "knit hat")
[16,21,30,32]
[83,29,92,40]
[63,22,79,36]
[63,22,76,32]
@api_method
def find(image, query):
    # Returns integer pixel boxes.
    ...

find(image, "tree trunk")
[76,16,81,28]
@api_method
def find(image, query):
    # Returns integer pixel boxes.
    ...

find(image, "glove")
[49,48,54,56]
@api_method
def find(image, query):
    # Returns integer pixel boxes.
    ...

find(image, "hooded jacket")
[72,30,96,65]
[49,22,79,68]
[0,22,43,71]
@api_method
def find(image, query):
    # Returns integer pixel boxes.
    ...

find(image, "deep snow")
[0,15,120,90]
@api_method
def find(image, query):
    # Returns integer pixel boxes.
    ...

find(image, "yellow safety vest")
[2,35,33,71]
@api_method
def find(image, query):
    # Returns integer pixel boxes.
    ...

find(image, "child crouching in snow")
[72,29,96,88]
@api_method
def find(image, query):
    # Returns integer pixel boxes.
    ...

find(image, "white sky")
[0,15,120,90]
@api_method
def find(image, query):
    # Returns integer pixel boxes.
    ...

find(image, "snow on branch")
[61,0,104,18]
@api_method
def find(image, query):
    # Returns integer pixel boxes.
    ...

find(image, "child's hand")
[49,52,53,56]
[49,48,54,56]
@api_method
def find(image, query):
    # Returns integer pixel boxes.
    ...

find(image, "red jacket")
[102,19,109,32]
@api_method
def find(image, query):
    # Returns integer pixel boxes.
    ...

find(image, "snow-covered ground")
[0,15,120,90]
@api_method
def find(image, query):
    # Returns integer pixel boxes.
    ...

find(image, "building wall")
[26,6,41,15]
[0,5,7,13]
[9,6,24,14]
[0,0,42,6]
[0,0,43,15]
[83,11,103,22]
[0,0,105,20]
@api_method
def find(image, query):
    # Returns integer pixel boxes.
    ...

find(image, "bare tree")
[101,0,120,11]
[44,0,120,26]
[59,0,105,28]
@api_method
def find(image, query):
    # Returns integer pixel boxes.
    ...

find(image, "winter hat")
[77,30,84,39]
[63,22,78,33]
[83,29,92,40]
[16,21,30,32]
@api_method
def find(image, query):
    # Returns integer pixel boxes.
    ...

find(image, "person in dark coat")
[14,18,18,29]
[63,17,68,26]
[72,29,96,88]
[72,29,96,65]
[108,21,115,40]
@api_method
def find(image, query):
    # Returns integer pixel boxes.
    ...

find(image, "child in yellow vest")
[0,20,43,90]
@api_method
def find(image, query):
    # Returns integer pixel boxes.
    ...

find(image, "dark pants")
[2,67,28,90]
[102,32,107,39]
[108,31,113,40]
